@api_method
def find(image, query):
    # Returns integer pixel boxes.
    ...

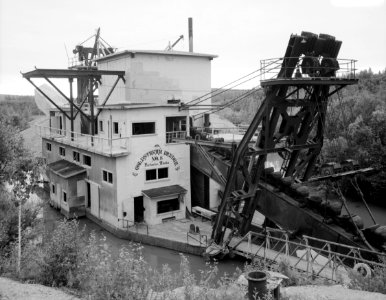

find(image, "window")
[113,122,119,134]
[46,143,52,151]
[158,167,168,179]
[51,184,55,194]
[157,198,180,214]
[59,146,65,156]
[146,169,157,181]
[73,151,80,162]
[63,191,67,203]
[146,167,168,181]
[99,120,104,132]
[83,155,91,166]
[102,170,113,184]
[132,122,155,135]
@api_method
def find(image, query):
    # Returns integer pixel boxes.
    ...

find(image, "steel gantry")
[210,32,359,247]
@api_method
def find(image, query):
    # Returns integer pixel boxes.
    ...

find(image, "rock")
[308,194,323,204]
[352,215,364,230]
[271,171,282,180]
[0,277,81,300]
[374,225,386,240]
[264,167,275,174]
[296,186,310,197]
[281,284,386,300]
[281,176,293,186]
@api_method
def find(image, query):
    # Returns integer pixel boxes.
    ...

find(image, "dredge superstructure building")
[25,48,219,228]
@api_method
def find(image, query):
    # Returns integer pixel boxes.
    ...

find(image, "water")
[43,204,246,279]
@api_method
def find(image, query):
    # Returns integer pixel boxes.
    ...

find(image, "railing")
[193,126,260,143]
[187,232,208,247]
[229,227,386,283]
[166,131,187,143]
[260,57,357,81]
[118,218,149,235]
[35,125,129,155]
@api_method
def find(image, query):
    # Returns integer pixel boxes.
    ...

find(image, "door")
[86,182,91,208]
[134,196,144,223]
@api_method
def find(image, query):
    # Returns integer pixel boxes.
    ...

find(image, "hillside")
[211,69,386,204]
[0,94,44,130]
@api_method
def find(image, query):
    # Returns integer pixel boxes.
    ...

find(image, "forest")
[0,94,44,130]
[212,69,386,204]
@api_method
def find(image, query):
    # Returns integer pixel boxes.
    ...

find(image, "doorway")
[134,196,144,223]
[86,182,91,208]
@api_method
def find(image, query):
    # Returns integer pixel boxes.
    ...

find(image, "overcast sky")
[0,0,385,95]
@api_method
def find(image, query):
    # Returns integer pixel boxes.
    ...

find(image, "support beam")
[89,77,95,137]
[44,77,91,122]
[96,75,124,118]
[69,78,74,141]
[25,78,70,119]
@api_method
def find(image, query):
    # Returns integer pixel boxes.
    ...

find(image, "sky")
[0,0,385,95]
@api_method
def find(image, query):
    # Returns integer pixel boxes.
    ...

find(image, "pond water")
[43,204,247,279]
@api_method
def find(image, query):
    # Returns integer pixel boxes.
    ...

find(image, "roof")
[47,160,87,179]
[142,184,187,199]
[96,49,218,62]
[22,68,125,79]
[97,102,182,110]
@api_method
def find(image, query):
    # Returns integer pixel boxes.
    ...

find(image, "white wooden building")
[39,49,218,228]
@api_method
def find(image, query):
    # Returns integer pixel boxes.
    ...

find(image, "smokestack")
[188,17,193,52]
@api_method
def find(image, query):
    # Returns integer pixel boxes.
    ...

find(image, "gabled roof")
[47,159,87,178]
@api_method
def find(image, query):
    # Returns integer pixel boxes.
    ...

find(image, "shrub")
[348,259,386,294]
[36,219,84,286]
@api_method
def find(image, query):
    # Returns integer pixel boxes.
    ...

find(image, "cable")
[184,58,281,106]
[193,87,262,120]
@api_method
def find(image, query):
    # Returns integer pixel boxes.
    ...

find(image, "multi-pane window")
[59,146,65,156]
[46,143,52,151]
[83,155,91,166]
[102,170,113,184]
[157,198,180,214]
[99,120,104,132]
[145,167,168,181]
[132,122,155,135]
[73,151,80,162]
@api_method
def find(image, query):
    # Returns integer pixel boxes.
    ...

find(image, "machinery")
[184,32,386,259]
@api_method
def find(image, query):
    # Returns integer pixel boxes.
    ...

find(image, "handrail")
[35,124,129,154]
[118,219,149,235]
[228,227,386,282]
[260,57,357,81]
[166,131,187,143]
[187,232,208,247]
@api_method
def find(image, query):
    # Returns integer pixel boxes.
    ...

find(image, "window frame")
[113,121,119,135]
[63,190,67,203]
[83,154,92,167]
[51,184,55,194]
[157,198,180,214]
[102,169,113,184]
[46,142,52,151]
[132,122,156,136]
[73,151,80,162]
[145,167,169,181]
[59,146,66,157]
[99,120,104,132]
